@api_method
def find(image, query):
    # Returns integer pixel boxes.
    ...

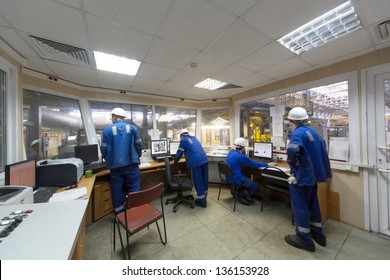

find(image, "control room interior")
[1,0,390,260]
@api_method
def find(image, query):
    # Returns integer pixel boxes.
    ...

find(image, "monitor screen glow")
[253,142,273,159]
[150,140,169,157]
[169,141,180,156]
[5,159,36,187]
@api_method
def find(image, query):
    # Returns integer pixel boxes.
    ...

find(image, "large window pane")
[201,108,230,147]
[155,106,196,141]
[239,97,276,147]
[89,101,152,149]
[0,69,5,172]
[23,90,86,160]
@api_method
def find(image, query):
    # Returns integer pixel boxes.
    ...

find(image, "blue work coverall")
[287,124,331,247]
[100,120,142,214]
[174,134,209,205]
[226,149,269,197]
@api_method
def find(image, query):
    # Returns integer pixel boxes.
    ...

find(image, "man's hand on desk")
[287,176,297,184]
[268,162,277,167]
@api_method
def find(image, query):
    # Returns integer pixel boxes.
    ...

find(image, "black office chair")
[217,161,245,212]
[261,166,294,224]
[164,156,194,212]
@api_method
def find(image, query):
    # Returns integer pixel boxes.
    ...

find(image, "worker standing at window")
[226,137,276,205]
[100,108,143,214]
[174,129,209,208]
[285,106,331,252]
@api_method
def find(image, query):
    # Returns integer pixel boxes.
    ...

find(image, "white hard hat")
[288,107,308,121]
[179,129,189,135]
[233,137,247,148]
[111,107,126,118]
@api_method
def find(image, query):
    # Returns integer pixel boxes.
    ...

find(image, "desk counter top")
[0,200,88,259]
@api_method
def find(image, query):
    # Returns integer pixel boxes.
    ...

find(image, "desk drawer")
[93,181,114,221]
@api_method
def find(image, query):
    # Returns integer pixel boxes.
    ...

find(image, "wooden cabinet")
[93,179,114,221]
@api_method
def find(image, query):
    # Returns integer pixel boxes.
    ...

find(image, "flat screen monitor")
[74,144,99,165]
[169,141,180,156]
[5,159,36,188]
[150,140,169,158]
[253,142,273,160]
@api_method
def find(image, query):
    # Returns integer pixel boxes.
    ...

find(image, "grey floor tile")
[191,198,231,225]
[336,228,390,259]
[168,226,235,259]
[207,213,264,256]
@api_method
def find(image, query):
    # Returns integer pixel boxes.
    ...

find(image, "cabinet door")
[93,181,114,221]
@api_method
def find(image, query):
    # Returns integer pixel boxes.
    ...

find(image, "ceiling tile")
[210,0,260,17]
[0,26,39,58]
[158,0,236,50]
[244,0,344,39]
[213,64,254,84]
[137,62,178,81]
[236,73,272,88]
[182,52,230,76]
[237,42,295,72]
[97,71,135,90]
[144,37,199,70]
[170,70,208,87]
[24,56,53,74]
[0,0,88,48]
[44,59,97,82]
[260,57,312,79]
[86,14,153,61]
[83,0,171,35]
[132,76,165,91]
[160,81,191,93]
[204,19,271,63]
[355,0,390,25]
[50,0,80,9]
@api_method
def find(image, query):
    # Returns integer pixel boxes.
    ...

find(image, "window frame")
[235,71,360,171]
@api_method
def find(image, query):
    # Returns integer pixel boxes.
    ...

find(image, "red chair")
[113,182,167,259]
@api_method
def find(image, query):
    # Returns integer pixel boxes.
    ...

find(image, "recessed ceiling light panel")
[194,78,228,90]
[93,51,140,76]
[278,1,362,55]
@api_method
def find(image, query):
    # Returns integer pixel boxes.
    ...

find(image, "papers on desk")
[276,166,290,173]
[49,187,87,202]
[140,162,152,168]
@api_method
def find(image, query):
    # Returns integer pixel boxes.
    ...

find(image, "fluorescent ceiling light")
[194,78,228,90]
[277,1,362,55]
[93,51,140,75]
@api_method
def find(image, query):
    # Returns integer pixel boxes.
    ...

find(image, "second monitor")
[150,140,169,162]
[253,142,273,162]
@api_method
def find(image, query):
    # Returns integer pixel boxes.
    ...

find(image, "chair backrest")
[218,161,233,183]
[261,166,290,188]
[126,182,164,209]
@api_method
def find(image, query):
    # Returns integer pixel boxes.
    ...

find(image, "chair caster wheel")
[165,201,169,205]
[191,205,194,209]
[173,209,177,213]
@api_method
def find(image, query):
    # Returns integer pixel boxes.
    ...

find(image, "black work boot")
[311,231,326,246]
[284,235,315,252]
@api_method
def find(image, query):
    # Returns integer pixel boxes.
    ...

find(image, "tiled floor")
[86,185,390,260]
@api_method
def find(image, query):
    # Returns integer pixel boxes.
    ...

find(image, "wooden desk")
[243,162,328,222]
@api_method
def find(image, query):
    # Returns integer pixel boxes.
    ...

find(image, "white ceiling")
[0,0,389,102]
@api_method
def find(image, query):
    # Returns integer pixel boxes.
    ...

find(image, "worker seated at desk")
[226,137,276,205]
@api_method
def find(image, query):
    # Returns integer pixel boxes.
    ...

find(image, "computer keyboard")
[33,186,60,203]
[84,162,106,174]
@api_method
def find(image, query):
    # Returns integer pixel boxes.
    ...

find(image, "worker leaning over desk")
[173,129,209,208]
[285,106,332,253]
[100,107,143,215]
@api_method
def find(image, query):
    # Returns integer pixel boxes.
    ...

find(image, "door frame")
[363,63,390,236]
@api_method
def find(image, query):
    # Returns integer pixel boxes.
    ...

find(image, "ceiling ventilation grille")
[29,35,92,66]
[378,20,390,41]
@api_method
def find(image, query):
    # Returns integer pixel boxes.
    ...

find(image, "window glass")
[201,108,230,147]
[23,90,86,160]
[88,101,152,149]
[0,69,5,172]
[155,106,196,141]
[239,97,276,147]
[240,81,349,161]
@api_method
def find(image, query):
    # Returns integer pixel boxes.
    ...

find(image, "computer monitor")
[74,144,99,165]
[150,140,169,159]
[5,159,36,187]
[169,141,180,156]
[253,142,273,160]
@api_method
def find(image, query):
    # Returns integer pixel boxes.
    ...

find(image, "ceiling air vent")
[29,35,92,66]
[378,20,390,41]
[218,83,242,90]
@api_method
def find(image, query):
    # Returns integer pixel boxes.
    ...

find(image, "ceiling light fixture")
[93,51,141,76]
[277,0,362,55]
[194,78,228,90]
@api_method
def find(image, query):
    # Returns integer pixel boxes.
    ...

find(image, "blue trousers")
[239,176,260,197]
[289,183,325,246]
[110,164,140,214]
[192,163,209,203]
